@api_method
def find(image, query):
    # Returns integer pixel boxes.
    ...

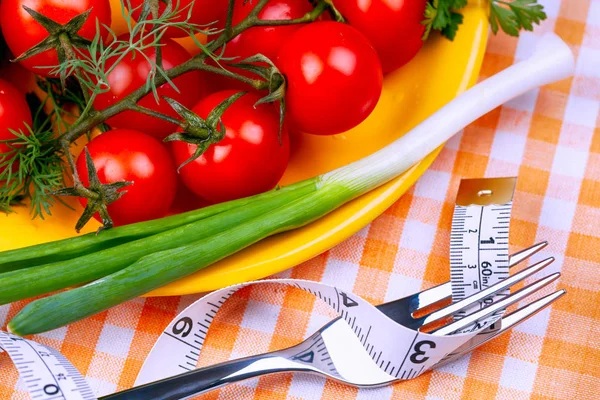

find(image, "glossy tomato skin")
[93,36,206,139]
[0,33,37,94]
[168,179,211,215]
[0,0,112,76]
[276,21,383,135]
[171,90,290,203]
[0,61,36,94]
[333,0,427,73]
[76,129,177,226]
[226,0,314,62]
[0,79,32,173]
[206,0,313,93]
[129,0,227,38]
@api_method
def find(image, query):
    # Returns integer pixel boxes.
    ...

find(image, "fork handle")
[100,298,439,400]
[100,352,314,400]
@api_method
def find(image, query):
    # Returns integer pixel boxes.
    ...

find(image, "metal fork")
[103,242,563,399]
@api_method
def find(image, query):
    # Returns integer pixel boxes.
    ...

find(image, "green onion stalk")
[7,34,574,336]
[0,181,316,304]
[0,180,315,273]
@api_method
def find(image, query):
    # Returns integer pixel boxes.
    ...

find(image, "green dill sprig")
[0,78,90,217]
[42,77,89,133]
[0,125,66,218]
[54,0,222,109]
[2,0,331,229]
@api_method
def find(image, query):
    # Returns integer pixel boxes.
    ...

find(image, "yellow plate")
[0,1,488,296]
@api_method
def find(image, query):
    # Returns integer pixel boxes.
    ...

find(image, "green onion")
[7,34,574,336]
[0,180,317,305]
[0,180,314,273]
[9,185,354,334]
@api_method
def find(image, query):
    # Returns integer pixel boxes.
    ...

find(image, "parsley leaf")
[422,0,546,41]
[490,0,547,36]
[422,0,468,41]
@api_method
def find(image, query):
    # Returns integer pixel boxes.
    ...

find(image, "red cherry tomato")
[0,33,37,94]
[226,0,314,63]
[93,36,207,139]
[206,0,313,93]
[333,0,427,73]
[276,21,382,135]
[129,0,228,38]
[168,179,211,215]
[171,90,290,203]
[0,61,36,95]
[0,79,32,173]
[76,129,177,226]
[0,0,112,76]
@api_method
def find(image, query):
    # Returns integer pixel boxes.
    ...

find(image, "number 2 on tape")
[450,177,516,330]
[0,178,518,399]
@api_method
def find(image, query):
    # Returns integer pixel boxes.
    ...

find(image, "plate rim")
[147,3,490,296]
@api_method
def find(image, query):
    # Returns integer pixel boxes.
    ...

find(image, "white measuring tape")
[0,178,516,399]
[0,332,94,399]
[135,279,486,386]
[450,177,516,333]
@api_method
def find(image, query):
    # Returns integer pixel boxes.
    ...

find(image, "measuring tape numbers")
[0,331,94,400]
[1,178,517,399]
[135,279,479,387]
[1,278,485,399]
[450,177,516,332]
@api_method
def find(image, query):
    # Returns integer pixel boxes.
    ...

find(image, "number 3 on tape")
[450,177,516,332]
[135,279,486,386]
[0,177,517,399]
[1,277,490,400]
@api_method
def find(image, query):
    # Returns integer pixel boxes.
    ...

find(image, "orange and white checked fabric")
[2,0,600,398]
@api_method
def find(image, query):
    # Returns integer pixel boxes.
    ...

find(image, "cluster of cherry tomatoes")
[0,0,427,226]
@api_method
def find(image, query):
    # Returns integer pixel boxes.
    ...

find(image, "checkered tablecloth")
[2,0,599,398]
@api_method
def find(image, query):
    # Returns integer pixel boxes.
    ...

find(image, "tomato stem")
[253,1,330,26]
[46,0,332,230]
[58,33,91,106]
[323,0,346,23]
[128,104,185,128]
[224,0,236,37]
[57,0,329,145]
[193,61,269,91]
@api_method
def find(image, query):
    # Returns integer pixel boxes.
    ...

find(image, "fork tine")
[431,290,566,369]
[433,272,561,335]
[508,241,548,267]
[404,242,548,313]
[497,289,565,330]
[418,257,554,328]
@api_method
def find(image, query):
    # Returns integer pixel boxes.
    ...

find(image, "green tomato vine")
[0,0,546,231]
[0,0,331,230]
